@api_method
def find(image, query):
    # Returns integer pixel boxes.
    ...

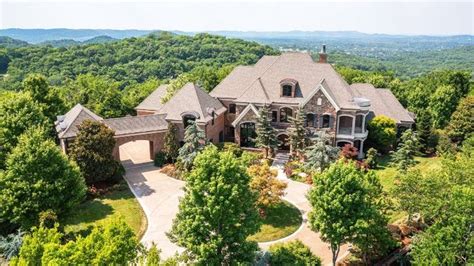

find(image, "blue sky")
[1,0,473,35]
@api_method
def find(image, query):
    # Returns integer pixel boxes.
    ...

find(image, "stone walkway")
[259,152,349,265]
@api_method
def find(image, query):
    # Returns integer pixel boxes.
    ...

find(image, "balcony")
[336,127,368,139]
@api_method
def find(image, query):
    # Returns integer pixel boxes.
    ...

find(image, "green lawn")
[373,155,442,222]
[62,181,147,239]
[248,201,302,242]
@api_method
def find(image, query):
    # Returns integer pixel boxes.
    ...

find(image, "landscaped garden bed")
[248,201,302,243]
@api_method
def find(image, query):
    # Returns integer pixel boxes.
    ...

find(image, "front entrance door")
[277,134,290,151]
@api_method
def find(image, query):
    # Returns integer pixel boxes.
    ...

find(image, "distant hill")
[0,36,29,48]
[0,28,153,44]
[40,35,118,47]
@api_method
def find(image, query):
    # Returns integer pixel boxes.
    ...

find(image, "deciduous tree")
[269,240,321,266]
[0,127,86,229]
[0,92,49,168]
[446,96,474,145]
[248,164,287,216]
[69,120,118,184]
[170,146,260,264]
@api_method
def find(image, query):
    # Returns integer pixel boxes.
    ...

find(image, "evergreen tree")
[304,134,339,173]
[390,129,422,172]
[255,105,278,158]
[446,96,474,145]
[288,108,307,158]
[416,110,435,153]
[69,120,118,184]
[0,127,86,229]
[177,121,206,171]
[163,123,180,163]
[365,148,378,169]
[170,146,260,264]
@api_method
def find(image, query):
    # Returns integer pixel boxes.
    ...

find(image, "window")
[183,115,196,128]
[322,114,330,128]
[280,107,293,123]
[317,97,322,106]
[229,104,236,114]
[282,85,292,97]
[272,111,278,122]
[306,113,315,127]
[219,131,224,142]
[211,111,215,125]
[240,123,256,147]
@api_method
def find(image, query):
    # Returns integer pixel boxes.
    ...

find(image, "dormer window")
[282,85,292,97]
[280,78,298,98]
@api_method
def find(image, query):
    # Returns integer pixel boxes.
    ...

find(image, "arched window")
[183,114,196,128]
[306,113,316,127]
[282,85,292,97]
[322,114,330,128]
[280,107,293,122]
[317,97,322,105]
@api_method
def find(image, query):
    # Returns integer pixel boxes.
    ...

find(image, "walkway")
[120,141,185,259]
[259,152,349,265]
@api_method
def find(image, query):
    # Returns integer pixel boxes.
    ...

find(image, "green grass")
[248,201,302,242]
[62,181,147,239]
[373,155,442,222]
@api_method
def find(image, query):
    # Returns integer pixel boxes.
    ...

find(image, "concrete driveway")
[120,141,185,259]
[120,142,347,264]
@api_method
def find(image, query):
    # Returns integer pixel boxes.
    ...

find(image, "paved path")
[120,141,185,259]
[120,143,347,264]
[259,153,349,265]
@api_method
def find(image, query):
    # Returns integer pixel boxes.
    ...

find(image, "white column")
[351,116,355,136]
[362,115,366,132]
[358,140,365,159]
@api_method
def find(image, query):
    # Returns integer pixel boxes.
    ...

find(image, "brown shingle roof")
[210,52,357,108]
[56,104,103,139]
[158,83,226,123]
[350,83,414,124]
[104,114,168,136]
[135,84,168,111]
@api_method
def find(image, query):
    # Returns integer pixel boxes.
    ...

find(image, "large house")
[56,48,414,159]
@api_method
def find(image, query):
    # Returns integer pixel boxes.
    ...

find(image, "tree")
[121,78,160,115]
[176,121,206,171]
[289,108,307,158]
[308,161,381,265]
[248,164,287,216]
[69,120,118,184]
[410,187,473,265]
[0,92,49,168]
[255,105,278,158]
[304,134,339,173]
[11,219,139,265]
[429,84,461,129]
[416,110,436,153]
[390,129,421,172]
[365,148,378,169]
[446,96,474,145]
[0,127,86,229]
[144,243,161,266]
[367,115,397,153]
[0,230,24,260]
[269,240,322,266]
[22,74,66,122]
[169,146,260,264]
[340,144,358,161]
[163,123,180,163]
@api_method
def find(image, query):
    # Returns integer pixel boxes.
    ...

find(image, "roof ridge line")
[258,77,271,102]
[193,83,208,118]
[236,55,281,99]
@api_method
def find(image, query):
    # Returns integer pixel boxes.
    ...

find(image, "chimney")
[318,44,327,63]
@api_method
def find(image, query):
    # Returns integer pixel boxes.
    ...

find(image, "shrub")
[160,164,184,180]
[248,164,287,215]
[340,144,358,160]
[365,148,378,169]
[154,151,167,167]
[240,151,262,166]
[69,120,118,184]
[219,142,243,157]
[0,230,24,260]
[367,115,397,153]
[269,240,321,266]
